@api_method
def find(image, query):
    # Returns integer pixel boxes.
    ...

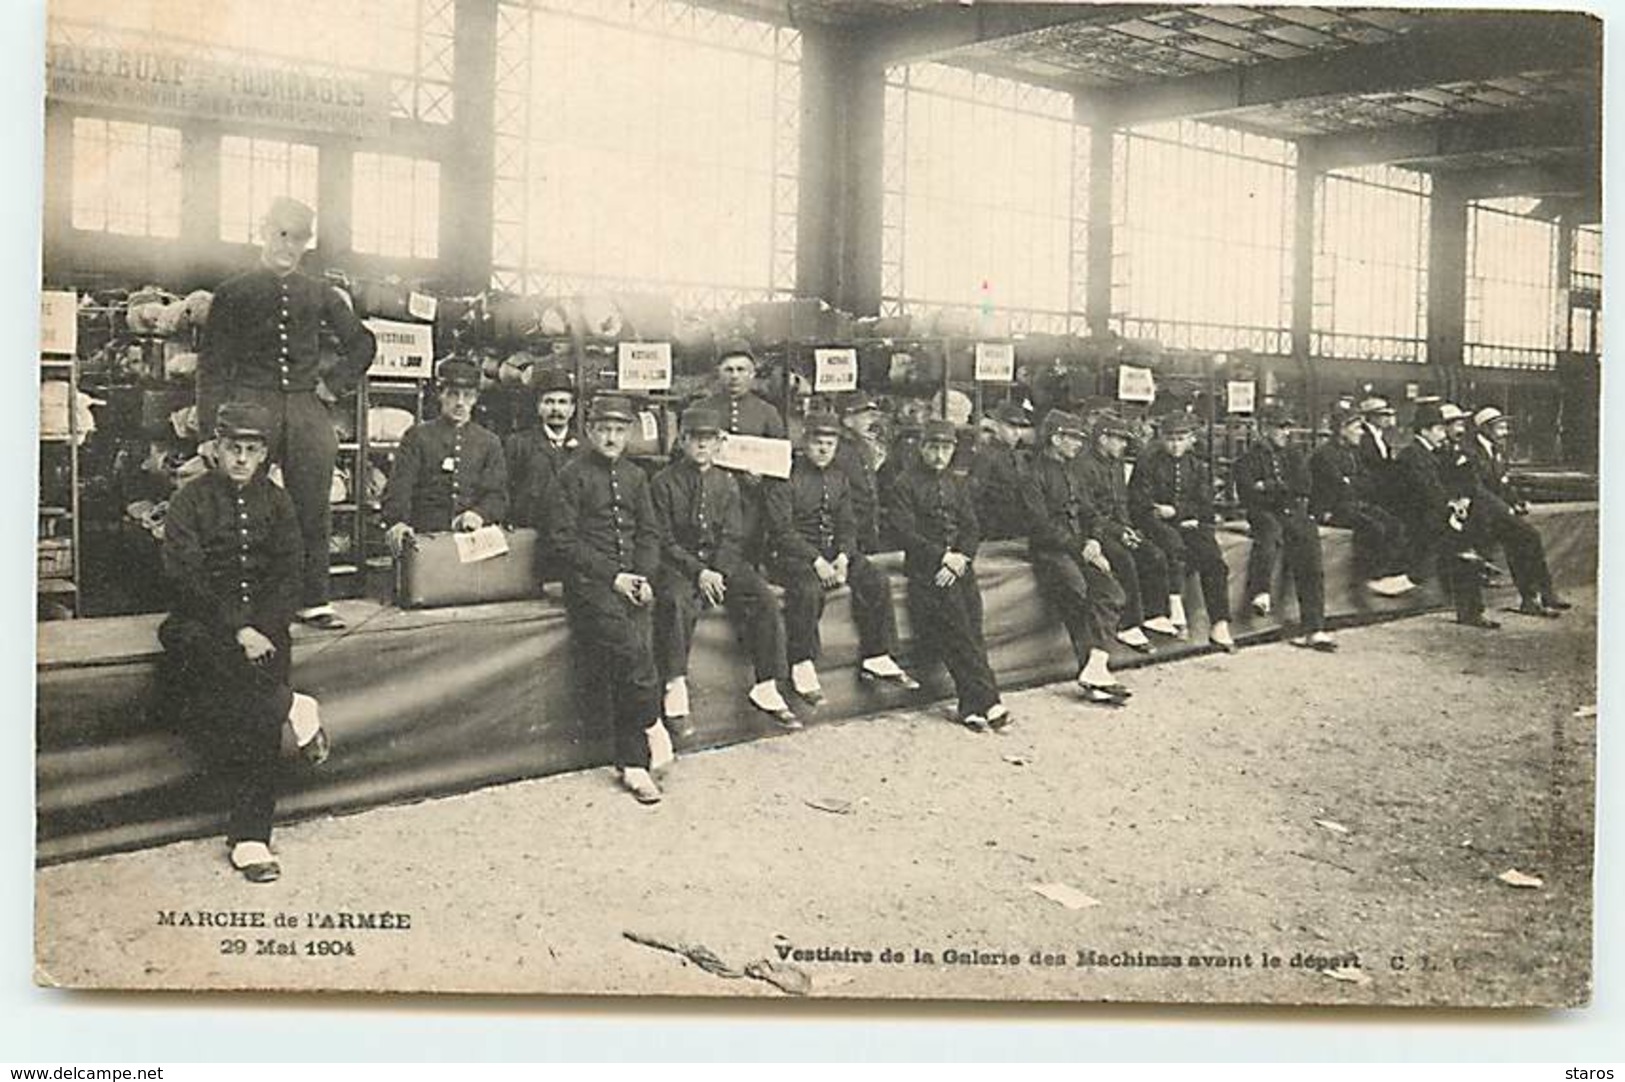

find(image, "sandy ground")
[35,589,1597,1008]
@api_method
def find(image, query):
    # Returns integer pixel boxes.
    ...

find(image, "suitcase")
[395,527,546,608]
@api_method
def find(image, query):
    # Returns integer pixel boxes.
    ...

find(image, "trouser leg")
[1099,535,1144,629]
[1180,525,1231,622]
[569,586,660,769]
[776,563,825,665]
[248,388,338,610]
[652,570,699,681]
[1490,509,1553,601]
[908,573,999,718]
[1034,553,1121,663]
[724,565,787,683]
[1137,518,1188,583]
[1245,511,1284,601]
[1130,538,1171,619]
[1284,512,1326,632]
[845,553,898,659]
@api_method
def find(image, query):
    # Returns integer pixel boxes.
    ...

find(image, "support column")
[833,34,887,316]
[1083,116,1115,338]
[1292,148,1319,426]
[446,0,498,293]
[795,24,846,304]
[1428,174,1471,400]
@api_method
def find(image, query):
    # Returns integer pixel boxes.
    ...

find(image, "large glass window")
[1465,199,1561,369]
[881,63,1084,334]
[352,153,440,259]
[1113,120,1295,353]
[1313,165,1429,363]
[219,137,320,245]
[491,0,800,308]
[70,118,182,238]
[1572,223,1601,293]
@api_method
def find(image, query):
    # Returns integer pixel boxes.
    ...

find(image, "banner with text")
[1117,364,1156,404]
[813,348,858,393]
[974,342,1015,382]
[617,342,673,392]
[364,319,436,380]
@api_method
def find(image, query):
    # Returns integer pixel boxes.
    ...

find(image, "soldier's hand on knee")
[698,568,727,606]
[832,552,850,586]
[235,626,277,663]
[1177,518,1199,530]
[814,556,841,588]
[385,522,416,556]
[941,550,971,578]
[1154,503,1177,520]
[452,510,485,532]
[933,566,958,588]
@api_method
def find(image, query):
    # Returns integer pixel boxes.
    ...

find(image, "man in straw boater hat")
[1310,406,1417,599]
[1465,406,1570,617]
[884,419,1011,732]
[158,401,331,883]
[1020,409,1132,704]
[1355,395,1402,511]
[1392,402,1498,629]
[197,196,376,631]
[546,394,672,804]
[1128,412,1238,652]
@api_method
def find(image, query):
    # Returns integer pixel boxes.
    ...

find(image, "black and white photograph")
[30,0,1602,1008]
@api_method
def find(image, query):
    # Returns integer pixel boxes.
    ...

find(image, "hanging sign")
[1226,380,1257,415]
[616,342,672,391]
[407,291,438,322]
[974,342,1015,382]
[363,318,435,380]
[813,348,858,393]
[40,291,78,357]
[1117,364,1156,404]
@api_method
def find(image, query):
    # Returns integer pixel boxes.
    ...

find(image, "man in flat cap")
[970,401,1034,542]
[381,359,508,553]
[1393,402,1496,628]
[651,406,796,732]
[546,395,669,803]
[885,419,1010,732]
[767,411,918,707]
[1021,410,1130,703]
[158,401,330,883]
[1232,407,1335,651]
[197,196,377,631]
[832,391,886,553]
[1311,407,1416,598]
[1466,406,1568,616]
[505,367,579,530]
[694,343,789,562]
[1129,413,1236,651]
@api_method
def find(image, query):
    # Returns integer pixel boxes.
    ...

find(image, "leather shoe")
[1457,615,1501,630]
[962,714,990,732]
[1542,595,1573,611]
[299,611,347,631]
[299,727,330,766]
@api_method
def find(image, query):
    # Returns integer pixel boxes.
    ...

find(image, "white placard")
[1405,382,1420,401]
[1226,380,1257,415]
[813,347,858,392]
[616,341,672,391]
[974,342,1015,382]
[364,318,435,379]
[40,290,78,356]
[454,525,511,564]
[713,433,793,480]
[407,290,438,322]
[1117,364,1156,404]
[639,410,660,444]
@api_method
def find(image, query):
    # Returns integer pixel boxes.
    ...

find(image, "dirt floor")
[34,589,1597,1008]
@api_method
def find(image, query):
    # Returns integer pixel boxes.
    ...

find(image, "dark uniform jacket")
[162,469,302,638]
[1393,436,1464,537]
[1232,440,1313,516]
[1021,453,1103,560]
[196,267,376,431]
[504,425,578,527]
[884,463,981,579]
[1309,441,1376,520]
[382,415,509,532]
[547,450,660,585]
[831,437,881,553]
[694,391,787,439]
[650,459,746,580]
[1129,445,1215,525]
[970,444,1030,541]
[768,455,859,565]
[1075,449,1134,540]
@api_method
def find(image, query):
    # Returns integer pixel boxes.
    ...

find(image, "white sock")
[861,654,904,677]
[750,680,789,711]
[1079,649,1113,685]
[297,604,336,618]
[663,677,690,718]
[288,693,321,746]
[1117,627,1150,647]
[791,660,821,694]
[230,840,273,868]
[1169,595,1188,627]
[647,721,675,772]
[1210,619,1234,644]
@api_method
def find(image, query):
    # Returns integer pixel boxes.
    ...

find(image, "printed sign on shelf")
[617,342,672,391]
[1117,364,1156,404]
[714,434,793,480]
[1226,380,1257,415]
[40,291,78,357]
[364,319,435,379]
[813,348,858,393]
[407,291,438,322]
[1405,383,1420,401]
[974,342,1015,382]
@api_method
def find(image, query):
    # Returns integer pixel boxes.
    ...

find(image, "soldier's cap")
[262,196,315,240]
[1331,407,1364,431]
[1411,402,1447,429]
[1042,409,1088,440]
[716,340,757,366]
[214,401,273,441]
[1357,396,1395,416]
[1158,413,1200,437]
[436,358,481,389]
[680,406,723,436]
[1093,411,1135,440]
[991,402,1033,428]
[1439,403,1468,423]
[588,394,636,424]
[1256,406,1297,429]
[840,391,882,417]
[532,367,576,396]
[1474,406,1508,428]
[921,418,959,446]
[802,411,842,438]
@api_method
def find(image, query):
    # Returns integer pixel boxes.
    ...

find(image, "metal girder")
[1300,103,1601,173]
[1082,11,1601,127]
[855,3,1156,68]
[1437,158,1600,202]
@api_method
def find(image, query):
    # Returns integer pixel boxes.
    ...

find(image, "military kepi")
[921,418,958,445]
[680,406,722,435]
[214,401,273,440]
[437,358,481,389]
[803,411,842,437]
[588,394,636,423]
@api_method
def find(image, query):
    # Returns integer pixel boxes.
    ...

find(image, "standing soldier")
[1310,408,1416,598]
[158,402,330,883]
[1392,402,1497,629]
[1128,414,1237,651]
[831,391,886,553]
[767,412,918,707]
[1466,406,1568,616]
[694,344,788,561]
[1020,410,1130,704]
[504,367,578,529]
[381,359,508,552]
[970,402,1033,542]
[197,196,377,631]
[546,395,670,804]
[1232,407,1336,651]
[884,419,1010,732]
[651,407,796,733]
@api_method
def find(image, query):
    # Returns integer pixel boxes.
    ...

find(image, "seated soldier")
[1467,406,1568,616]
[970,402,1033,542]
[884,419,1010,732]
[381,358,508,555]
[832,391,886,553]
[158,402,330,884]
[1021,409,1130,704]
[546,394,672,803]
[1128,414,1236,651]
[1357,396,1402,513]
[1392,402,1496,629]
[875,397,929,549]
[651,407,796,733]
[767,411,918,707]
[1075,411,1179,650]
[504,367,578,528]
[694,343,788,561]
[1232,407,1336,651]
[1310,407,1416,598]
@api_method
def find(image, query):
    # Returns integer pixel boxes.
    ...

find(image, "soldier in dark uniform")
[884,419,1009,732]
[651,407,796,733]
[1392,403,1496,629]
[381,359,508,553]
[504,367,579,529]
[970,402,1033,542]
[693,344,788,562]
[1020,410,1130,704]
[1128,414,1236,651]
[1310,408,1416,597]
[767,412,918,707]
[1467,406,1568,616]
[1076,412,1178,650]
[1232,407,1335,651]
[832,391,885,553]
[158,402,329,884]
[1356,396,1401,512]
[545,395,669,803]
[197,197,377,631]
